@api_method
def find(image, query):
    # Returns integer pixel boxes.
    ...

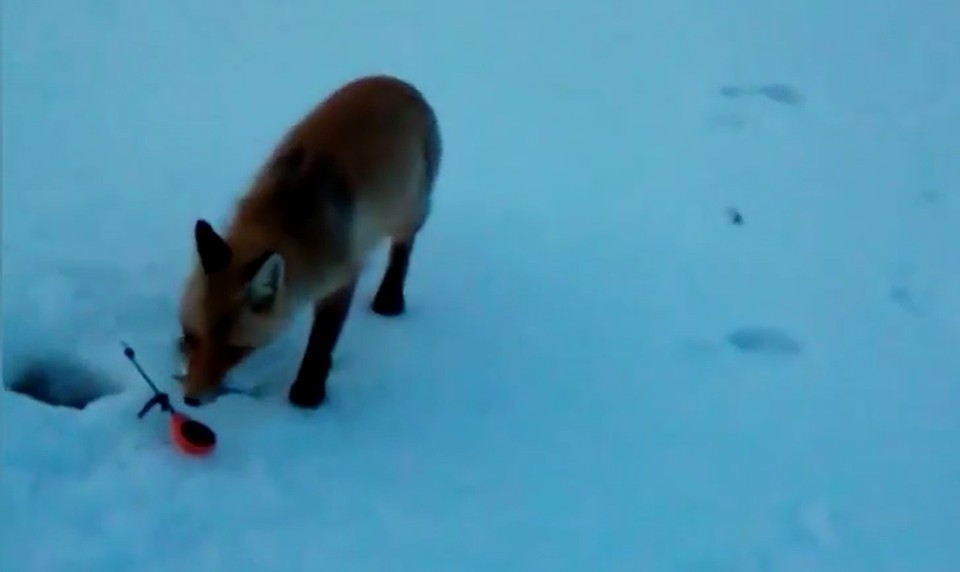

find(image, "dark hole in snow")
[726,327,802,356]
[4,357,122,409]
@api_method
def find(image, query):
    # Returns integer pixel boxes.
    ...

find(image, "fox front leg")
[288,280,357,408]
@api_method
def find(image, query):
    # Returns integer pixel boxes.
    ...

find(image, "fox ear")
[244,251,284,312]
[195,219,232,274]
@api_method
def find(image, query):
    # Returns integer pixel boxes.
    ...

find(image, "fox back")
[177,74,442,404]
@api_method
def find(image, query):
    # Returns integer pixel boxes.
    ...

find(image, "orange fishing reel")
[123,343,217,457]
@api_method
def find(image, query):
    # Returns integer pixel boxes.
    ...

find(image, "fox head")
[177,219,289,406]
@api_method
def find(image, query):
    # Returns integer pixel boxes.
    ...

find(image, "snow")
[2,0,959,570]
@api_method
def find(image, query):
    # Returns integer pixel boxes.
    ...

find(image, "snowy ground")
[3,1,960,570]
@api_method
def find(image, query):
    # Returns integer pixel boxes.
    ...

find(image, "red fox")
[176,74,442,408]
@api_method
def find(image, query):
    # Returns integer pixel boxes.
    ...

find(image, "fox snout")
[183,394,209,407]
[177,339,253,407]
[179,365,230,407]
[178,362,227,407]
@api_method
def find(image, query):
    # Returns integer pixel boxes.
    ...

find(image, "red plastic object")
[170,412,217,456]
[122,341,218,458]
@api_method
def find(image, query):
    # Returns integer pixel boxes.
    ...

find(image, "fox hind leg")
[372,126,438,318]
[371,237,415,317]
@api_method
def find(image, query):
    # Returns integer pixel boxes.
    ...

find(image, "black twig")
[121,341,175,417]
[120,341,162,395]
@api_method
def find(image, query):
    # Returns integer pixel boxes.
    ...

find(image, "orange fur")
[177,74,442,407]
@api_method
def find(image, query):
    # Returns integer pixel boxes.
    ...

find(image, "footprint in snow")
[890,285,923,314]
[720,83,806,107]
[794,501,838,549]
[726,327,802,357]
[706,82,804,132]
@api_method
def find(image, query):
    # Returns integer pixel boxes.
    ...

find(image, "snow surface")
[3,0,960,570]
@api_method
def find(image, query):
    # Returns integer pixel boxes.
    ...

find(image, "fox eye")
[224,344,252,361]
[179,330,198,353]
